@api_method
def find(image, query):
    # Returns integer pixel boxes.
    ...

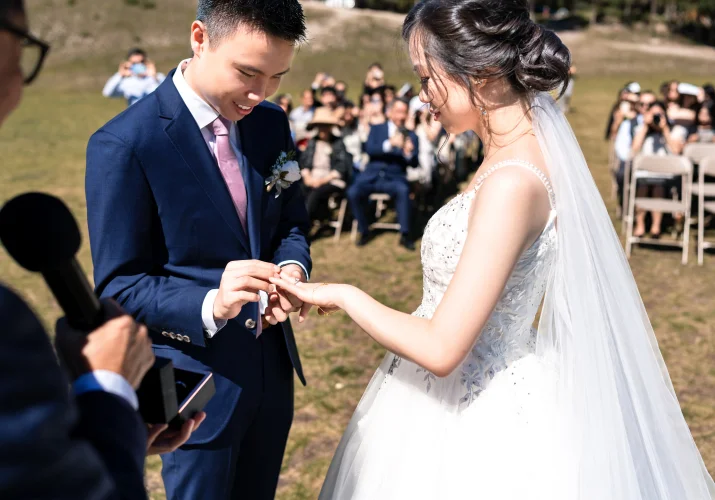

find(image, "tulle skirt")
[319,350,575,499]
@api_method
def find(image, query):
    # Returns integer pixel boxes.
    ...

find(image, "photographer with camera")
[102,47,165,107]
[363,62,385,95]
[630,98,687,238]
[0,2,202,498]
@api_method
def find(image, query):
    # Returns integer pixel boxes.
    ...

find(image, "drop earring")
[475,79,487,116]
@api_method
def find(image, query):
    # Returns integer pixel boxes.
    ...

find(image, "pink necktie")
[212,117,262,335]
[212,117,248,233]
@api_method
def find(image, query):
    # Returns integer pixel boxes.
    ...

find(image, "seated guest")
[319,86,340,112]
[275,94,295,140]
[276,93,293,116]
[409,106,443,190]
[299,108,353,224]
[335,80,348,103]
[613,90,650,210]
[340,102,365,173]
[631,100,686,238]
[363,63,385,95]
[347,98,418,250]
[289,88,315,139]
[688,101,715,144]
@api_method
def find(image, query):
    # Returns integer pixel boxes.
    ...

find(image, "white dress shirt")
[172,60,308,338]
[103,72,165,106]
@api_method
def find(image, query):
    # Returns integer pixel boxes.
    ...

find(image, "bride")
[272,0,715,498]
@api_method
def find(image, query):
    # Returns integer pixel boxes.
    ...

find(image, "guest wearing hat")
[299,107,353,224]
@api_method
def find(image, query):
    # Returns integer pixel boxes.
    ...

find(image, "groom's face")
[191,22,295,122]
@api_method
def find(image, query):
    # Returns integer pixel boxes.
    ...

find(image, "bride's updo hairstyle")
[402,0,571,104]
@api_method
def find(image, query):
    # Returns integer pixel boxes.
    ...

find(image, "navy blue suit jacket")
[362,122,419,180]
[0,285,147,499]
[85,72,312,445]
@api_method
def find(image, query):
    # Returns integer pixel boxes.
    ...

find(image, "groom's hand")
[213,260,280,321]
[263,265,305,326]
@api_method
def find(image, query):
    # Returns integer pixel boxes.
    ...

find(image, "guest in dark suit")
[85,1,312,498]
[0,2,201,498]
[299,107,353,224]
[347,98,419,250]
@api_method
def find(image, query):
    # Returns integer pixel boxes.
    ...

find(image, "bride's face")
[409,40,481,135]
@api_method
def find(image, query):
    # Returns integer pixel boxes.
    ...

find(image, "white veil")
[532,92,715,499]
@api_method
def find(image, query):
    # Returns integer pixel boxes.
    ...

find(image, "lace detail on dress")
[386,159,558,407]
[473,158,556,210]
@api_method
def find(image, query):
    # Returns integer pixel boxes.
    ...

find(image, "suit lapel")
[237,119,265,260]
[163,101,251,256]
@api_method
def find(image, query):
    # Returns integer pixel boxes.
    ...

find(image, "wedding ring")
[294,277,301,285]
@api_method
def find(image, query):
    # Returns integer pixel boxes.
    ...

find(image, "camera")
[131,63,147,76]
[653,114,662,126]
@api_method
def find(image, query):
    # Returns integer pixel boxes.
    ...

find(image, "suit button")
[162,331,169,337]
[169,332,177,339]
[245,319,256,330]
[182,335,190,342]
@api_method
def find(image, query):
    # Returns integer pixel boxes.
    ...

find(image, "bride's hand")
[268,277,343,322]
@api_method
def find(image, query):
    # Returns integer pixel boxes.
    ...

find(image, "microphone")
[0,192,214,426]
[0,192,103,330]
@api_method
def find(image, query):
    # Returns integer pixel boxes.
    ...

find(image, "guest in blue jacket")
[347,98,419,250]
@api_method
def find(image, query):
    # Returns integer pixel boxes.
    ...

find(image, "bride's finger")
[269,276,300,295]
[299,302,313,323]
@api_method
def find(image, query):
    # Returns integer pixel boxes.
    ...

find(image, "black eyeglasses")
[0,20,50,85]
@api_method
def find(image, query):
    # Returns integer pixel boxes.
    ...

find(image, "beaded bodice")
[403,159,558,405]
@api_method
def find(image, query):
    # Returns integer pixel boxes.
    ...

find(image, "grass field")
[1,2,714,499]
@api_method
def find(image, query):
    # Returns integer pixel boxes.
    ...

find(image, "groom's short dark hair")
[197,0,306,46]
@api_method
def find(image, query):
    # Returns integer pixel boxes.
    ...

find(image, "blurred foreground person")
[0,2,201,498]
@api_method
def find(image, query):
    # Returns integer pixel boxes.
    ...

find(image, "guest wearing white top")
[102,48,165,107]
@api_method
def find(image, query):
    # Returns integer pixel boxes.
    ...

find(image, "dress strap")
[473,159,556,210]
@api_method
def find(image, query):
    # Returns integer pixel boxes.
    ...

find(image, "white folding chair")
[625,154,693,265]
[683,143,715,166]
[608,139,618,201]
[696,156,715,265]
[620,159,632,234]
[327,194,348,243]
[681,143,715,232]
[350,193,401,241]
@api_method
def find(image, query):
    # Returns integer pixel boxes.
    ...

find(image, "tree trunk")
[624,0,633,22]
[590,0,601,23]
[665,0,677,22]
[650,0,658,21]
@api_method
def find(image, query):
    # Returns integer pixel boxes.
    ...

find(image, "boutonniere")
[265,151,301,198]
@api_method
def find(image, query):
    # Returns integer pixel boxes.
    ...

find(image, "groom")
[85,1,311,498]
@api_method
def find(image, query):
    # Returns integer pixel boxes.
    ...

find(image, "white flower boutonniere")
[265,151,301,198]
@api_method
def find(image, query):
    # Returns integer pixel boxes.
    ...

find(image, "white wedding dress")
[320,159,570,499]
[320,94,715,499]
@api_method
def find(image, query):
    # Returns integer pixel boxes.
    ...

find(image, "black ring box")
[136,357,216,429]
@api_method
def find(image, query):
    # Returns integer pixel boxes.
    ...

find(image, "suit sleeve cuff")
[382,139,392,153]
[73,370,139,411]
[278,260,310,281]
[202,289,227,338]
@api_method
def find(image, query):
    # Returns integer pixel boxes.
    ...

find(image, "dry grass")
[1,3,713,499]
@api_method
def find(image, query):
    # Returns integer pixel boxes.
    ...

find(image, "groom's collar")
[172,59,221,130]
